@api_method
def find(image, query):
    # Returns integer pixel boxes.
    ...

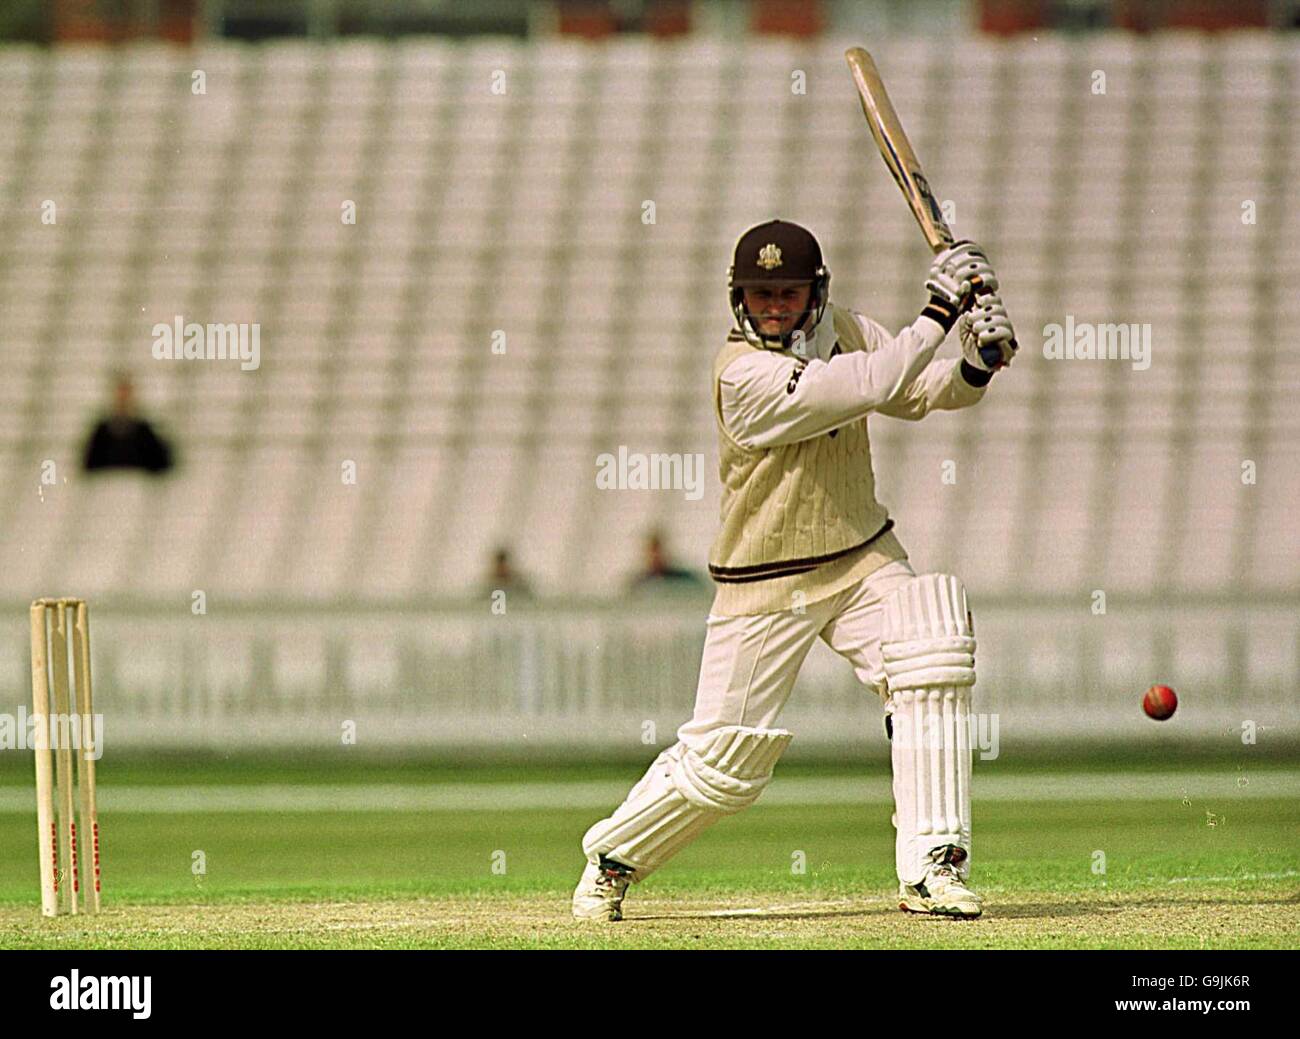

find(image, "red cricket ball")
[1143,684,1178,721]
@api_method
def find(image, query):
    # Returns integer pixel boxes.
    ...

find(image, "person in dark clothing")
[83,375,174,475]
[484,547,534,600]
[629,529,703,591]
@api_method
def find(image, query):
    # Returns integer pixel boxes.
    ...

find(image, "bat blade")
[845,46,954,254]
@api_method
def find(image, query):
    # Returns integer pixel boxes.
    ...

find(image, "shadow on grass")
[622,887,1300,925]
[966,891,1300,921]
[626,898,897,923]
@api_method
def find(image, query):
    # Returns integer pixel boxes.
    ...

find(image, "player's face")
[744,284,813,337]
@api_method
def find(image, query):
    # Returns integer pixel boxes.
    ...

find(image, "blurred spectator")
[83,374,174,475]
[629,529,703,592]
[484,546,534,599]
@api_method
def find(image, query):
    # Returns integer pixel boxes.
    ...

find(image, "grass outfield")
[0,756,1295,949]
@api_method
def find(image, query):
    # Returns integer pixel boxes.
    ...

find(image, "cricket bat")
[845,46,954,254]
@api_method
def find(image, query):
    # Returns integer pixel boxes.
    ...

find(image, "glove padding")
[924,269,967,312]
[926,240,998,308]
[959,291,1018,372]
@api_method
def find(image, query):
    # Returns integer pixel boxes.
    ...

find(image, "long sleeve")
[719,314,948,450]
[875,356,989,421]
[856,313,988,421]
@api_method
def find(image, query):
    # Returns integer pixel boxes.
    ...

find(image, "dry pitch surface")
[2,881,1297,949]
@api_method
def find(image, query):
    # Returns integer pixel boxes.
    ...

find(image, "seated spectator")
[484,546,534,599]
[83,374,174,475]
[629,529,703,592]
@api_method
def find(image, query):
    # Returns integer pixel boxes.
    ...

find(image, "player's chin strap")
[581,725,792,881]
[881,573,976,885]
[728,266,831,350]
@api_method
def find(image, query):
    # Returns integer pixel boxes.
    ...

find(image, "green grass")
[0,756,1296,949]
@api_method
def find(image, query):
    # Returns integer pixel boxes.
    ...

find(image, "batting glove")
[933,240,999,298]
[959,292,1018,372]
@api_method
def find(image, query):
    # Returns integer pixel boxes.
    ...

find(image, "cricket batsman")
[572,219,1017,920]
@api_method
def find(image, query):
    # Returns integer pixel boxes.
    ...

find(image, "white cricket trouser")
[679,559,917,743]
[582,557,974,886]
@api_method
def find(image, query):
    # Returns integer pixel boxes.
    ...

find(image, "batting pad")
[881,573,976,884]
[582,726,792,881]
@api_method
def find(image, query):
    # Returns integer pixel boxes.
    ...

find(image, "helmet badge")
[756,243,783,270]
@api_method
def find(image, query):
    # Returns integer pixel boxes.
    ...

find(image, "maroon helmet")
[728,219,831,348]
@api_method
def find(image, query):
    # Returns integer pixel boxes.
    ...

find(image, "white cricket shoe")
[898,845,983,919]
[571,857,635,922]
